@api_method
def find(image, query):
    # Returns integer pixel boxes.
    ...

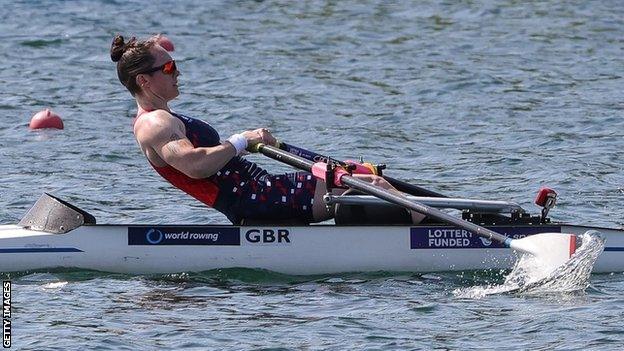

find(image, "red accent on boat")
[535,187,557,207]
[343,160,374,175]
[311,162,328,181]
[333,168,350,187]
[311,162,351,187]
[569,234,577,257]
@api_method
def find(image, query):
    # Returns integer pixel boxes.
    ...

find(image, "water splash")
[455,231,605,298]
[42,281,68,290]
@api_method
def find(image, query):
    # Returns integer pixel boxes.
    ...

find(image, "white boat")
[1,193,623,275]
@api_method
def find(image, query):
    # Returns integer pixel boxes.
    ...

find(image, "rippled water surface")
[1,0,624,349]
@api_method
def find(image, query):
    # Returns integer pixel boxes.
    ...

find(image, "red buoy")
[156,35,174,52]
[29,109,64,130]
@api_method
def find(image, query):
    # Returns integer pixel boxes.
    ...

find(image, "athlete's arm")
[136,111,236,179]
[135,111,275,179]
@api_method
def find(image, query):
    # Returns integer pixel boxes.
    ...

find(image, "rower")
[110,34,422,225]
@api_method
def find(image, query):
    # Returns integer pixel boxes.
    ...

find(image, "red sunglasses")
[141,60,177,75]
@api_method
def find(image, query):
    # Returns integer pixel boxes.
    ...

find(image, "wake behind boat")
[0,192,622,275]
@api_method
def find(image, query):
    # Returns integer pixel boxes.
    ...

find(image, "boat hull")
[1,224,623,275]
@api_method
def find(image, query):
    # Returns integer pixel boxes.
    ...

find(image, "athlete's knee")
[352,174,386,187]
[370,175,391,188]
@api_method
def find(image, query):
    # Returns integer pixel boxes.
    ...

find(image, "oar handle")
[255,144,512,247]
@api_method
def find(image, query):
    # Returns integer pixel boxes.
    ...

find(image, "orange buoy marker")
[29,109,64,130]
[156,35,174,52]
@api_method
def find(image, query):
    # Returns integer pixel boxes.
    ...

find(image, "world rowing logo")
[146,228,164,245]
[479,237,493,246]
[128,226,241,246]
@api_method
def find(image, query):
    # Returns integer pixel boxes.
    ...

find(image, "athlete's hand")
[242,128,277,148]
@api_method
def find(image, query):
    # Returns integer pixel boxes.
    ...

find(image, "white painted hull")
[0,224,623,275]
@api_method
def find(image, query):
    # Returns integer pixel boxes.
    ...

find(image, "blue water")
[1,0,624,349]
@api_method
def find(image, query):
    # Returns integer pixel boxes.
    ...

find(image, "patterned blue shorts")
[224,171,318,224]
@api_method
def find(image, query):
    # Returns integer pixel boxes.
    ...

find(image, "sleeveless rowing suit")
[137,111,317,224]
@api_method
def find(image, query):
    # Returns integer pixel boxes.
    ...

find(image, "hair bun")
[110,35,138,62]
[110,35,126,62]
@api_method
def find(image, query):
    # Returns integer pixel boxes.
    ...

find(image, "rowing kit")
[1,144,621,275]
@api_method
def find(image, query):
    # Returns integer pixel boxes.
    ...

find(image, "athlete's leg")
[311,180,334,222]
[351,174,426,223]
[311,175,425,224]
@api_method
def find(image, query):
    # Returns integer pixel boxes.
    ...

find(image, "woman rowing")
[110,34,424,224]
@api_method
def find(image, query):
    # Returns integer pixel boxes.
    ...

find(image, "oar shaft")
[257,144,512,246]
[279,142,445,198]
[263,145,314,170]
[338,176,511,245]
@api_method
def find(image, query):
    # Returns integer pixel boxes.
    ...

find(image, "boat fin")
[18,193,96,234]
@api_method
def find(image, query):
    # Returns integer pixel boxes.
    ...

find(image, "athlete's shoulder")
[135,109,184,143]
[136,109,180,129]
[138,109,173,123]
